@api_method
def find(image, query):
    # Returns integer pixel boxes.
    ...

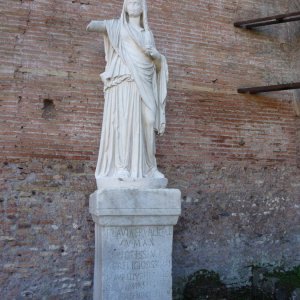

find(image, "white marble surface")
[87,0,169,184]
[95,177,168,190]
[89,188,181,300]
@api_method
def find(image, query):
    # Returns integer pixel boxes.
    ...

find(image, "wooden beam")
[238,82,300,94]
[234,11,300,28]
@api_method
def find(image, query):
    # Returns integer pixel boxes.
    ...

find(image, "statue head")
[122,0,149,30]
[126,0,143,18]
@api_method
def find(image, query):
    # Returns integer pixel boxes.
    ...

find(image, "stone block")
[89,188,181,300]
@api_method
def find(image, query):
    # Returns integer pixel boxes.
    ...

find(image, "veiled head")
[126,0,143,17]
[122,0,149,31]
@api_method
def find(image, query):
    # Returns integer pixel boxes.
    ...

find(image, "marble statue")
[87,0,168,189]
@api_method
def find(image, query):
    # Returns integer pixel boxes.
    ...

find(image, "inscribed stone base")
[89,189,181,300]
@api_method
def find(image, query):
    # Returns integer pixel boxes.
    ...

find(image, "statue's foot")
[114,168,130,178]
[147,168,165,179]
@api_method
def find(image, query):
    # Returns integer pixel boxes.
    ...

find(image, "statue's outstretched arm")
[86,21,107,33]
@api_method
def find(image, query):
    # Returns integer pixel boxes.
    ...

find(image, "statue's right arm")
[86,21,107,33]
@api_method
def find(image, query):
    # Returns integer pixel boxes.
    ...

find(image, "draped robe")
[95,18,168,183]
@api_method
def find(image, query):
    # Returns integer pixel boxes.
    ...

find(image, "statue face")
[126,0,143,17]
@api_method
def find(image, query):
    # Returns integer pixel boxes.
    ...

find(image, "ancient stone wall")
[1,0,299,298]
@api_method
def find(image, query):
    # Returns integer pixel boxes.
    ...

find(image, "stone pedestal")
[89,188,181,300]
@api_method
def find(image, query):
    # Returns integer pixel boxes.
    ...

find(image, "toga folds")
[95,18,169,181]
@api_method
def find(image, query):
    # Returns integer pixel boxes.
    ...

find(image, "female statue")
[87,0,168,188]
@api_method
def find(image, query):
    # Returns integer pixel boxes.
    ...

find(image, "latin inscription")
[102,226,173,300]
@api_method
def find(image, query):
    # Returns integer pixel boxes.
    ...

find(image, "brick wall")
[1,0,299,298]
[1,160,95,299]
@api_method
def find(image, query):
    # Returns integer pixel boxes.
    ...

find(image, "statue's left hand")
[145,47,161,61]
[145,47,162,71]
